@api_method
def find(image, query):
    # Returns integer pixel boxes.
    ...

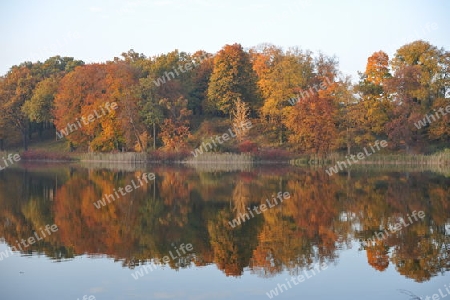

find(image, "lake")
[0,163,449,300]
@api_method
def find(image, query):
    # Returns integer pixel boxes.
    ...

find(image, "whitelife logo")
[93,173,155,209]
[228,191,290,228]
[287,77,333,106]
[131,243,194,280]
[326,140,388,176]
[265,262,328,298]
[361,211,425,247]
[0,224,58,262]
[419,282,450,300]
[76,296,95,300]
[414,105,450,130]
[191,121,253,157]
[56,101,118,139]
[153,53,212,87]
[0,153,21,171]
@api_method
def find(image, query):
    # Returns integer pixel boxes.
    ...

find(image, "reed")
[79,152,148,163]
[348,151,450,166]
[185,152,254,165]
[290,154,333,166]
[290,150,450,167]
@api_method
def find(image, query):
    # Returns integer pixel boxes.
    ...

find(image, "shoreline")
[3,150,449,166]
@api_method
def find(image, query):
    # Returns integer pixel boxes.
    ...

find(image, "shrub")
[21,150,75,161]
[238,140,258,153]
[256,148,292,161]
[148,150,190,162]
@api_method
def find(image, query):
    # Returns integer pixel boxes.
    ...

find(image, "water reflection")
[0,164,448,282]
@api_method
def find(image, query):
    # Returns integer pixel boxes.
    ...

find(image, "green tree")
[21,56,84,139]
[22,76,58,123]
[188,50,214,115]
[138,77,165,150]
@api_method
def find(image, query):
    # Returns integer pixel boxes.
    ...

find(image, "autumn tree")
[148,50,187,101]
[53,62,141,151]
[391,41,446,109]
[384,65,423,151]
[251,45,317,144]
[283,94,338,158]
[20,57,84,138]
[106,62,143,151]
[365,51,391,86]
[351,51,392,152]
[53,64,106,147]
[428,97,450,141]
[138,50,207,149]
[0,63,36,150]
[388,40,450,147]
[115,86,150,152]
[158,97,192,151]
[207,44,260,116]
[23,57,84,120]
[330,77,361,154]
[115,49,147,75]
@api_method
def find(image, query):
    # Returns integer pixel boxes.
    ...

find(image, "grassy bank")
[14,150,450,167]
[290,150,450,166]
[77,151,191,163]
[7,136,450,168]
[357,152,450,165]
[185,152,254,163]
[333,150,450,166]
[79,152,148,163]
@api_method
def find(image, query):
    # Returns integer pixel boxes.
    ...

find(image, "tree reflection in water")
[0,164,448,282]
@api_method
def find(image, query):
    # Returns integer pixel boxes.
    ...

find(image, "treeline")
[0,41,448,155]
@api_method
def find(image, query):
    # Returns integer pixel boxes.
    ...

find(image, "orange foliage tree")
[53,62,141,151]
[284,94,338,158]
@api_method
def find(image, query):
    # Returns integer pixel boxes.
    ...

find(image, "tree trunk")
[153,123,156,150]
[22,132,28,151]
[130,118,144,152]
[279,128,283,145]
[38,122,43,139]
[346,127,351,155]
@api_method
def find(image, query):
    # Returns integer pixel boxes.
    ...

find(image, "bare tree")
[231,97,250,142]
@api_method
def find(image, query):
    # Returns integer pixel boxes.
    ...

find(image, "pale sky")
[1,0,448,80]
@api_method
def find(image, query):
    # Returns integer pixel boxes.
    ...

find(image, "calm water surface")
[0,163,449,300]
